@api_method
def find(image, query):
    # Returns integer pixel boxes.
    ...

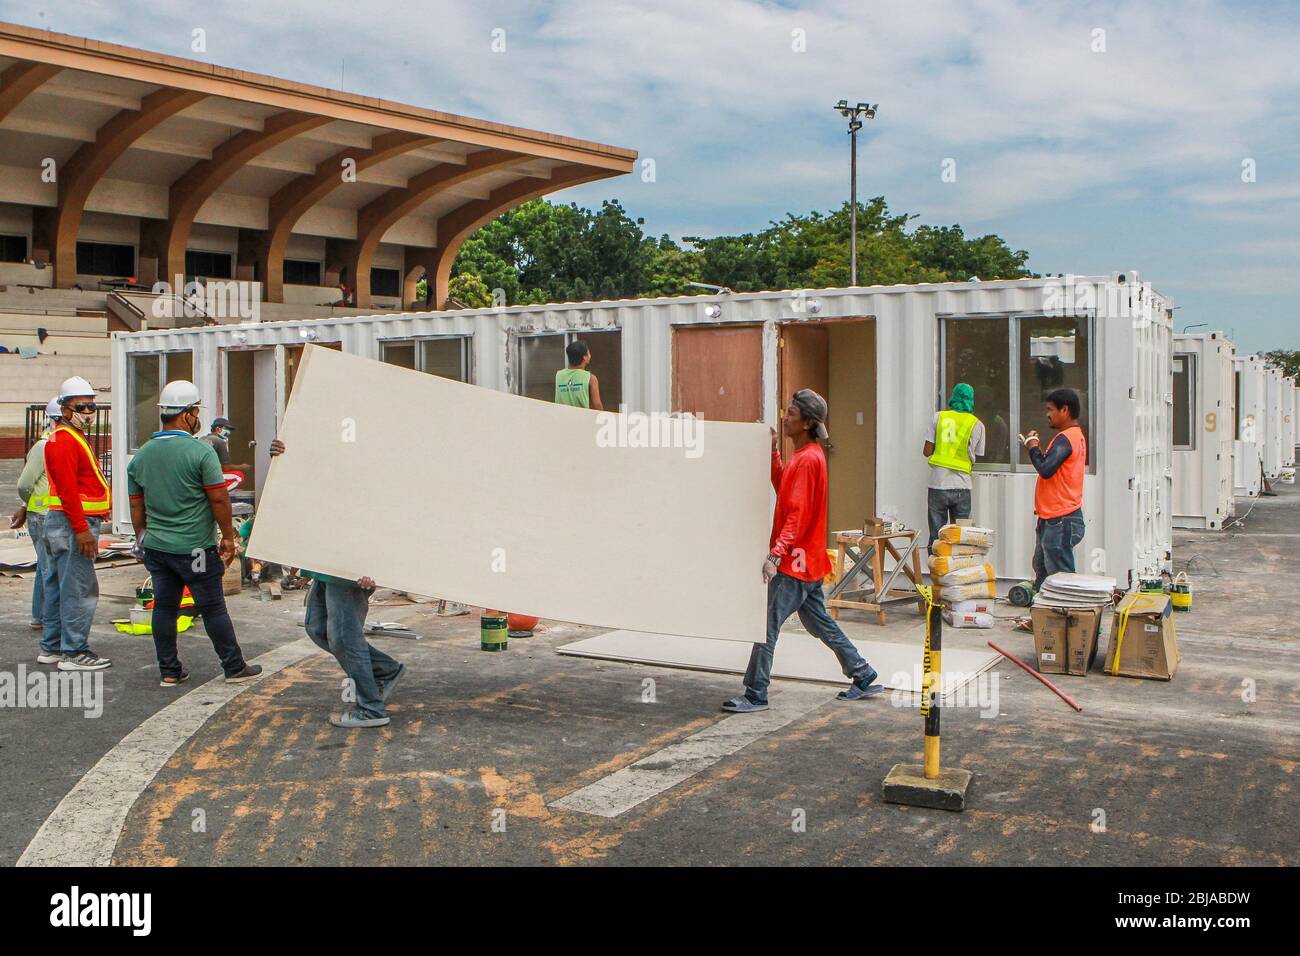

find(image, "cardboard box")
[1104,592,1180,680]
[1031,605,1104,675]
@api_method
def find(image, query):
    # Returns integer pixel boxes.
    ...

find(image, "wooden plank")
[248,346,770,643]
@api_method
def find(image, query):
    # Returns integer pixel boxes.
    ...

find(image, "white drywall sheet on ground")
[247,346,770,643]
[556,628,1000,698]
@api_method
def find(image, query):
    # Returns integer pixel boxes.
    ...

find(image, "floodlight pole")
[834,100,877,286]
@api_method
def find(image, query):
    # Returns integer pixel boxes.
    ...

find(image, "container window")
[942,314,1094,473]
[381,337,472,382]
[380,342,416,370]
[126,351,195,452]
[1017,317,1091,467]
[1173,354,1196,450]
[942,316,1012,467]
[516,333,568,401]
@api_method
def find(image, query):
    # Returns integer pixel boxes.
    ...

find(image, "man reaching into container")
[922,383,985,549]
[554,339,604,410]
[127,380,262,687]
[722,389,881,713]
[1023,387,1087,589]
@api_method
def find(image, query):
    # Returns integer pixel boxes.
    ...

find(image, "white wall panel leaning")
[1262,365,1285,481]
[1172,332,1235,530]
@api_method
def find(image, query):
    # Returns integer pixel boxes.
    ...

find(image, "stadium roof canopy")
[0,21,636,308]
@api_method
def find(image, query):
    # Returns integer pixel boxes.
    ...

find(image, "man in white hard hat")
[10,398,63,661]
[43,377,112,671]
[126,381,262,687]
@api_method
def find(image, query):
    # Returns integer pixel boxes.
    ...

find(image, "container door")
[671,325,763,422]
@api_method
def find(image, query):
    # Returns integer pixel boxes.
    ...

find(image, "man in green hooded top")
[921,383,985,548]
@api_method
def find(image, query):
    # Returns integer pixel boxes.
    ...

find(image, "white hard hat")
[46,397,62,419]
[57,376,96,402]
[158,379,202,412]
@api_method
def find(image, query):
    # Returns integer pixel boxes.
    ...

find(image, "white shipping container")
[1263,365,1285,481]
[1172,332,1235,530]
[1284,377,1297,468]
[111,274,1173,589]
[1233,355,1265,496]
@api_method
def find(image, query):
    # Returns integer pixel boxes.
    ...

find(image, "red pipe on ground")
[987,640,1084,713]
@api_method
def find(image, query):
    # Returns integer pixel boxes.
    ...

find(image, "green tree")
[446,272,495,309]
[1263,349,1300,378]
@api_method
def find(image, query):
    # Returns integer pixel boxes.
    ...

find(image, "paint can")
[1138,577,1165,594]
[480,610,509,651]
[1170,572,1192,612]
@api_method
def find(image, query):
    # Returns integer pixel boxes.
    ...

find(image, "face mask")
[71,410,95,430]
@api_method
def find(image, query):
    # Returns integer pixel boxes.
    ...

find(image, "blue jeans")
[28,512,61,652]
[43,512,101,655]
[143,546,247,678]
[1032,509,1086,589]
[304,580,401,720]
[742,572,874,704]
[927,487,972,545]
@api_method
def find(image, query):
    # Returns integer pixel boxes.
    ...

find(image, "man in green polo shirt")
[554,339,604,410]
[127,380,261,688]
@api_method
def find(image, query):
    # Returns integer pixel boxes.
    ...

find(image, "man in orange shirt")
[722,389,881,713]
[1023,388,1087,590]
[43,376,113,671]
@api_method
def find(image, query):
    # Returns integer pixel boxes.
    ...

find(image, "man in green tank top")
[555,339,604,410]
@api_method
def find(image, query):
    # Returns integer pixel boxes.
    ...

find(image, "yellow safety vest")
[25,432,51,513]
[46,425,111,516]
[928,410,979,474]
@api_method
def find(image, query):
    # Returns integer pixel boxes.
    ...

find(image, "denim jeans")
[143,546,247,678]
[1032,509,1086,589]
[43,511,100,655]
[304,579,401,719]
[927,487,972,545]
[28,513,61,652]
[743,571,874,704]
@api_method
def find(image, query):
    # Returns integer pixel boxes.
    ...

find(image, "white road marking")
[18,638,320,867]
[549,689,831,818]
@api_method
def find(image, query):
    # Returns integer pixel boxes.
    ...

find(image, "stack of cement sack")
[931,524,997,628]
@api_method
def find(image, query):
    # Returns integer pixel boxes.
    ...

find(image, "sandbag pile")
[931,524,997,613]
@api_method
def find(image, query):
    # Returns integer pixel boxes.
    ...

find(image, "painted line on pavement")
[17,638,320,867]
[549,689,831,818]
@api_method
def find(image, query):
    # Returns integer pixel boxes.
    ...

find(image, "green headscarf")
[948,383,975,413]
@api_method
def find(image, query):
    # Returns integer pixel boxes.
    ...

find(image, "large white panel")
[248,346,769,642]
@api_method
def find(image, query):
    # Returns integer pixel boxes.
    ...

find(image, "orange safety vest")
[47,425,111,516]
[1034,425,1086,519]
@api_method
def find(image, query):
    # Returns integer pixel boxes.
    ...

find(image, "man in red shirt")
[42,376,112,671]
[723,389,880,713]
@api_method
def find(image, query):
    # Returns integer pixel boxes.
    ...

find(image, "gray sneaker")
[58,650,112,671]
[329,710,390,729]
[36,652,65,665]
[225,663,262,683]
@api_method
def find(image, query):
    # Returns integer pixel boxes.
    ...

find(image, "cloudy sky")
[3,0,1297,351]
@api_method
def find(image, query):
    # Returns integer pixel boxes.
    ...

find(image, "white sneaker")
[58,651,112,671]
[36,652,65,665]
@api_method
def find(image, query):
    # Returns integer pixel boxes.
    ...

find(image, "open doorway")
[670,319,876,545]
[778,319,875,541]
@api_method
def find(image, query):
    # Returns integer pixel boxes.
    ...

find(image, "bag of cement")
[936,563,996,587]
[928,553,986,576]
[948,598,995,614]
[930,540,987,557]
[937,524,995,547]
[935,579,997,602]
[943,608,994,629]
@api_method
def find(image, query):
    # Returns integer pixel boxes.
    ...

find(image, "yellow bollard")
[882,585,973,811]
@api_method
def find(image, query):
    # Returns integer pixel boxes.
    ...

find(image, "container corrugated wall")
[1173,332,1235,529]
[1233,355,1265,496]
[1263,366,1285,480]
[111,277,1174,587]
[1283,377,1297,468]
